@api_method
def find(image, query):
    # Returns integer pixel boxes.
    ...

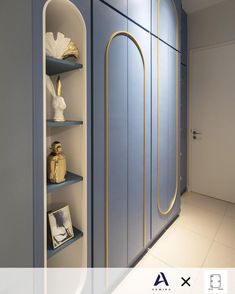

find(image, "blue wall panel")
[104,0,127,15]
[151,39,169,238]
[159,0,179,49]
[152,0,180,51]
[180,8,187,194]
[108,35,128,267]
[128,0,151,31]
[127,21,151,265]
[168,47,181,223]
[93,0,128,267]
[181,9,187,65]
[151,38,181,239]
[168,47,177,205]
[180,65,187,194]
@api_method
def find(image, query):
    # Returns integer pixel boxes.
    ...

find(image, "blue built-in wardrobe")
[0,0,185,268]
[93,0,182,267]
[180,9,188,195]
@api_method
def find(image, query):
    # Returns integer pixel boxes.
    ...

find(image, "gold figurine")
[47,141,67,184]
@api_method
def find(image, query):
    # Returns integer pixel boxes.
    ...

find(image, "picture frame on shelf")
[48,205,74,249]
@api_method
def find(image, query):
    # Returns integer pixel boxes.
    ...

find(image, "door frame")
[187,40,235,193]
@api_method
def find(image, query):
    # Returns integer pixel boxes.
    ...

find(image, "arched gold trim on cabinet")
[105,31,147,267]
[157,0,179,215]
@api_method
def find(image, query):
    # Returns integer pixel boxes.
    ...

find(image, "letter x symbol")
[181,277,191,287]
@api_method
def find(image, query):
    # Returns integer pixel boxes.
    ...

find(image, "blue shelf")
[47,120,83,127]
[47,171,83,193]
[46,56,83,75]
[47,227,83,259]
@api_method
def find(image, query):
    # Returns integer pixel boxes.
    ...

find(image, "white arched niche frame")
[42,0,87,269]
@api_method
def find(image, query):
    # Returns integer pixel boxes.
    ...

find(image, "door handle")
[193,131,201,135]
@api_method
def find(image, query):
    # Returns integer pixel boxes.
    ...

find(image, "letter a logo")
[154,272,169,287]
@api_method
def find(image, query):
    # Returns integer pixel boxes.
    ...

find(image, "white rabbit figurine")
[46,75,66,122]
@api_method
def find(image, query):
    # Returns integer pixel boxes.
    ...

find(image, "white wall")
[188,0,235,49]
[187,0,235,195]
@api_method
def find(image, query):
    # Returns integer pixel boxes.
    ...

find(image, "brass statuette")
[47,141,67,184]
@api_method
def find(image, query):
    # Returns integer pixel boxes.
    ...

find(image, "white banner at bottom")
[0,268,234,294]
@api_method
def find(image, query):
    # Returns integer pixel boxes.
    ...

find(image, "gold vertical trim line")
[105,31,147,268]
[157,0,179,215]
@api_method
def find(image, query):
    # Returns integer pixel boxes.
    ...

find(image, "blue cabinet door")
[151,38,169,238]
[93,0,128,267]
[152,0,180,50]
[151,38,180,239]
[127,21,151,265]
[180,65,187,194]
[167,46,181,223]
[151,0,159,36]
[181,9,187,65]
[128,0,151,31]
[104,0,128,15]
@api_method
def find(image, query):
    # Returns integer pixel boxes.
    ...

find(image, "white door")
[190,42,235,203]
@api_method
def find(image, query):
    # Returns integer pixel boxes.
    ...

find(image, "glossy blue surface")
[47,172,83,193]
[151,36,181,239]
[102,0,127,15]
[180,65,187,194]
[180,8,187,194]
[127,21,151,265]
[181,9,187,65]
[93,0,128,267]
[161,0,178,49]
[93,0,181,268]
[47,227,83,258]
[128,0,151,31]
[46,56,83,75]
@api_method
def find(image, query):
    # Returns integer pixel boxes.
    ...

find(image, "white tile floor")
[137,192,235,268]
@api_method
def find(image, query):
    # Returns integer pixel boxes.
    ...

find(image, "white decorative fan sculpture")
[46,32,79,60]
[46,32,71,59]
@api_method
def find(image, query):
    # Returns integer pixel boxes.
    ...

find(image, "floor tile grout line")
[213,201,231,244]
[213,240,235,251]
[183,191,233,206]
[146,252,173,268]
[201,238,215,267]
[182,199,228,217]
[183,200,227,215]
[173,217,221,242]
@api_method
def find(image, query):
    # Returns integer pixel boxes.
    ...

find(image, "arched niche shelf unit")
[43,0,87,268]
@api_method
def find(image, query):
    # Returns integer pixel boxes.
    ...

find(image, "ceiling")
[182,0,227,14]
